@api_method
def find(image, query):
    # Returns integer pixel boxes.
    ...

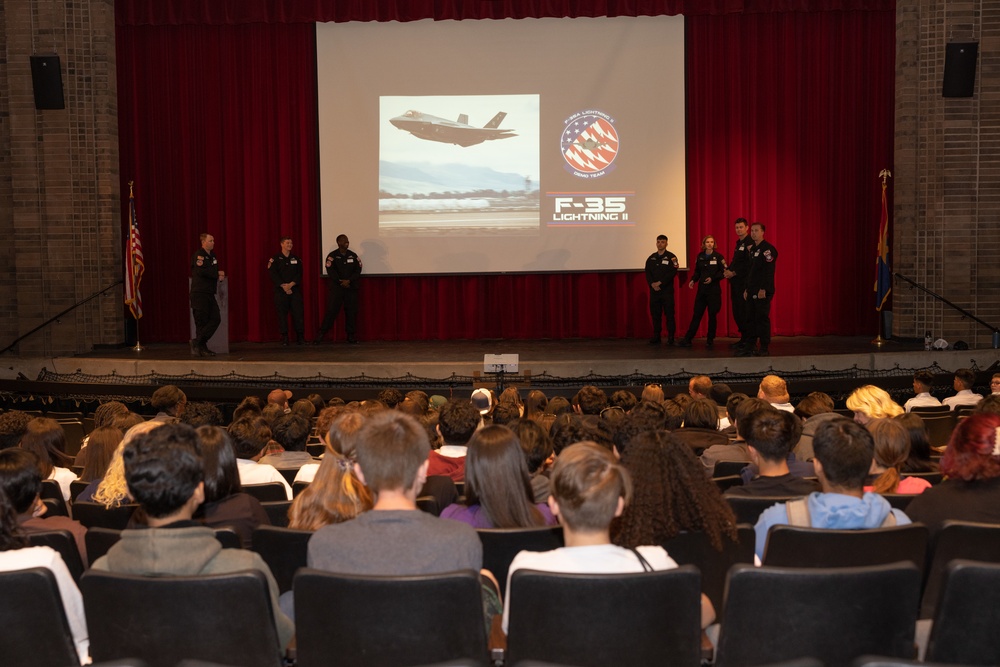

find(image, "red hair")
[941,413,1000,481]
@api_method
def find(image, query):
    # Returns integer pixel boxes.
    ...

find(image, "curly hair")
[614,430,737,551]
[288,454,373,531]
[0,486,28,552]
[940,412,1000,481]
[93,401,130,428]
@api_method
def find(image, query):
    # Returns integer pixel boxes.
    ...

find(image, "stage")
[3,336,999,407]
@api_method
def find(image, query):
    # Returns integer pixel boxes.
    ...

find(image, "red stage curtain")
[116,3,894,343]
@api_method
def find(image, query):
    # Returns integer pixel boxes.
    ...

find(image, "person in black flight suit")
[723,217,752,348]
[190,232,224,357]
[735,222,778,357]
[268,236,305,345]
[644,234,679,345]
[677,235,727,348]
[315,234,361,344]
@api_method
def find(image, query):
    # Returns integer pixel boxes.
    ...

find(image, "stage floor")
[11,335,998,388]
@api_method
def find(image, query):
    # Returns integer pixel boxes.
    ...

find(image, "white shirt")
[294,462,319,484]
[770,402,795,413]
[0,546,89,664]
[904,393,942,412]
[437,445,468,459]
[942,389,981,411]
[502,544,677,633]
[236,458,293,499]
[49,467,78,503]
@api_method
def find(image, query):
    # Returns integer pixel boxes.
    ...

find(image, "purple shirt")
[440,502,556,529]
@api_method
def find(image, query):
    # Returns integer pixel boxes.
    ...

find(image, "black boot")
[280,333,289,347]
[190,339,200,356]
[200,343,216,357]
[296,333,305,346]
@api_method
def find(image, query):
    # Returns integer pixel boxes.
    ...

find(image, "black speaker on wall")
[942,42,978,98]
[30,54,65,110]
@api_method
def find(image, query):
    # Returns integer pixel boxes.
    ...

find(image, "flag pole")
[872,169,892,348]
[128,181,144,352]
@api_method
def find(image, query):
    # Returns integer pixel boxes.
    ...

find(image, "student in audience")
[427,398,481,482]
[725,408,819,497]
[0,410,31,448]
[894,413,939,473]
[615,431,738,551]
[975,394,1000,417]
[688,375,713,400]
[491,402,521,427]
[149,385,187,423]
[232,395,263,422]
[511,418,554,503]
[227,417,293,499]
[613,403,668,459]
[547,395,572,416]
[259,413,314,470]
[0,486,89,664]
[550,414,603,456]
[441,425,556,529]
[497,388,524,418]
[76,401,130,468]
[88,421,164,508]
[905,412,1000,536]
[196,426,270,548]
[308,411,482,575]
[942,368,981,410]
[904,370,941,412]
[792,391,837,461]
[288,452,373,531]
[863,418,931,495]
[700,397,769,473]
[20,418,76,502]
[291,398,316,421]
[574,385,609,416]
[0,448,88,565]
[753,416,911,558]
[294,411,366,484]
[179,401,224,427]
[641,383,665,404]
[77,426,123,484]
[608,389,637,413]
[505,441,716,634]
[90,422,293,650]
[523,389,549,421]
[846,385,904,425]
[673,398,724,454]
[758,375,794,412]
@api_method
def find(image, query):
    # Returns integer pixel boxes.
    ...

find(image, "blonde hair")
[93,421,163,508]
[759,375,790,403]
[846,385,904,421]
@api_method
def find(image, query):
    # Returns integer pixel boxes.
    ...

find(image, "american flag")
[124,182,144,319]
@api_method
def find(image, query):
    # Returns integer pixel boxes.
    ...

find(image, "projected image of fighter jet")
[389,110,517,147]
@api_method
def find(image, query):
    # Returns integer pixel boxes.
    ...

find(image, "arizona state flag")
[875,178,891,311]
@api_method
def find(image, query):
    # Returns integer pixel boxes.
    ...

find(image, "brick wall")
[895,0,1000,348]
[0,0,121,357]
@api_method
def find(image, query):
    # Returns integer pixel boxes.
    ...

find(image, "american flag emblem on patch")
[561,114,619,175]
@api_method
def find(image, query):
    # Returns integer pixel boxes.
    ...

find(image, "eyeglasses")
[601,406,625,418]
[645,383,662,389]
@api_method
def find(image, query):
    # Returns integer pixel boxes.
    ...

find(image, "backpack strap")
[628,547,654,572]
[785,497,811,527]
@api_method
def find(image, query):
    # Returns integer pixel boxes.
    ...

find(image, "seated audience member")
[0,410,31,449]
[709,383,734,430]
[491,402,522,427]
[20,418,76,502]
[0,449,88,565]
[599,405,627,432]
[609,389,638,413]
[894,413,939,473]
[90,422,293,650]
[976,394,1000,417]
[725,408,819,497]
[227,418,292,499]
[512,419,555,503]
[792,392,837,461]
[904,370,941,412]
[196,426,270,548]
[615,431,738,552]
[688,375,712,400]
[232,396,263,422]
[720,392,748,441]
[753,417,911,558]
[574,385,608,416]
[267,388,293,413]
[441,425,556,529]
[77,426,124,484]
[306,393,327,413]
[758,375,794,412]
[863,418,931,496]
[847,385,904,425]
[547,395,573,417]
[550,414,601,457]
[404,390,431,416]
[523,390,549,421]
[674,398,726,456]
[288,452,373,531]
[76,401,130,468]
[992,373,1000,396]
[294,411,365,484]
[82,421,164,507]
[640,383,665,404]
[260,403,286,430]
[613,403,667,458]
[905,412,1000,537]
[0,486,89,664]
[942,368,981,411]
[291,398,316,421]
[150,385,187,423]
[375,388,403,409]
[259,413,315,470]
[701,397,768,473]
[470,389,494,423]
[308,411,482,575]
[662,399,685,430]
[427,398,481,482]
[671,393,692,412]
[497,388,524,417]
[179,401,224,428]
[505,441,715,634]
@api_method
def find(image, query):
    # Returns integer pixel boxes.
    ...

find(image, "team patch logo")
[561,110,619,179]
[763,250,773,262]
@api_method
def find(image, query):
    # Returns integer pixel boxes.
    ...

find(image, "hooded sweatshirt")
[91,525,294,649]
[754,491,912,558]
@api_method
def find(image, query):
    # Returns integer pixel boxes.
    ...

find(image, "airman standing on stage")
[190,233,224,357]
[268,236,305,346]
[735,222,777,357]
[645,234,679,345]
[723,217,752,347]
[315,234,361,344]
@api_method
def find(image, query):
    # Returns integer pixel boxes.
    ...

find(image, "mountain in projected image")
[379,161,530,197]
